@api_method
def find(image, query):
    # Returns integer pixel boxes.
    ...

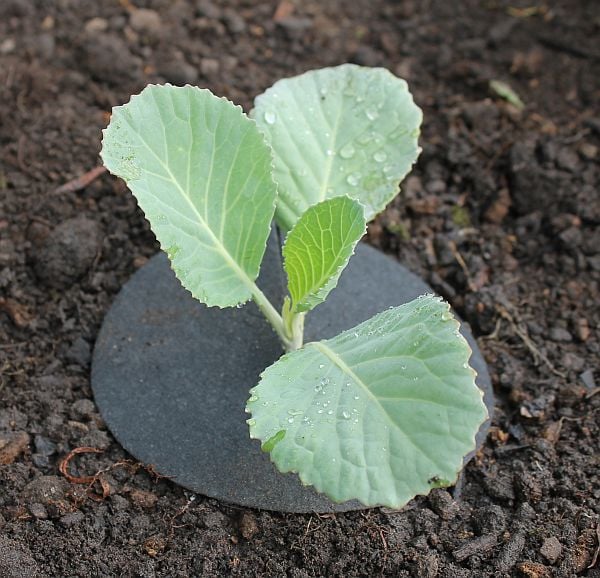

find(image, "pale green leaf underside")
[101,85,277,308]
[252,64,423,231]
[283,196,366,313]
[246,295,487,508]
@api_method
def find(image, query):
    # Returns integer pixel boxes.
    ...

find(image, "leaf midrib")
[309,340,449,473]
[119,106,259,297]
[318,102,344,202]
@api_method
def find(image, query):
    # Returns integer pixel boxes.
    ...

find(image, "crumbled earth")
[0,1,598,576]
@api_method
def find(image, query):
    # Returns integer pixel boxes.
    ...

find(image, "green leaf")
[252,64,422,230]
[283,196,366,313]
[246,295,487,508]
[489,79,525,110]
[101,85,277,308]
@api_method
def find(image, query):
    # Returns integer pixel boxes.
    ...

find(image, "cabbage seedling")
[101,64,487,508]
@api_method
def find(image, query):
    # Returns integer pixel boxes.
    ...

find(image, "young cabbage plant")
[101,64,487,509]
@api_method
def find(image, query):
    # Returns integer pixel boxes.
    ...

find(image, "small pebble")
[71,399,97,420]
[580,369,596,390]
[549,327,572,343]
[129,8,162,34]
[540,536,562,564]
[29,503,48,520]
[239,512,259,539]
[84,17,108,33]
[200,58,220,76]
[59,511,85,528]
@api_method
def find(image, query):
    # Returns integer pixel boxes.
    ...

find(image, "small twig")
[59,447,104,484]
[54,166,106,194]
[304,516,313,537]
[495,303,566,377]
[589,524,600,569]
[480,318,503,341]
[166,495,197,539]
[60,447,166,501]
[537,35,600,61]
[448,241,477,292]
[585,387,600,400]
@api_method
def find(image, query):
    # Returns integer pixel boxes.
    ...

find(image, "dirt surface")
[1,0,599,576]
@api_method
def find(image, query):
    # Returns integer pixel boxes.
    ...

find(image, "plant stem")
[288,311,305,351]
[251,286,306,352]
[250,285,293,350]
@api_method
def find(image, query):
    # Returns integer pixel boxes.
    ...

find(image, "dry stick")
[448,240,477,292]
[586,387,600,400]
[59,446,167,500]
[59,447,104,484]
[589,525,600,569]
[54,166,107,194]
[494,303,566,378]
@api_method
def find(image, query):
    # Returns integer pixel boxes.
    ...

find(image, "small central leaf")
[283,196,366,313]
[246,295,488,508]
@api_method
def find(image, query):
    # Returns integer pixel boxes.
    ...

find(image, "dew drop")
[248,395,258,402]
[319,364,324,369]
[463,362,469,369]
[346,172,360,186]
[327,410,333,415]
[357,131,373,145]
[314,384,323,393]
[287,417,295,424]
[264,111,277,124]
[365,107,379,120]
[354,395,359,400]
[339,143,355,159]
[326,149,335,157]
[247,418,256,426]
[373,151,387,163]
[342,411,350,419]
[441,311,452,321]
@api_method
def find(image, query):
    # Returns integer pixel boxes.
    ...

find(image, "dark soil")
[0,0,598,576]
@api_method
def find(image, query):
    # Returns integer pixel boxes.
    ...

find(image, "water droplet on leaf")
[346,173,360,186]
[264,111,277,124]
[339,143,355,159]
[365,107,379,120]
